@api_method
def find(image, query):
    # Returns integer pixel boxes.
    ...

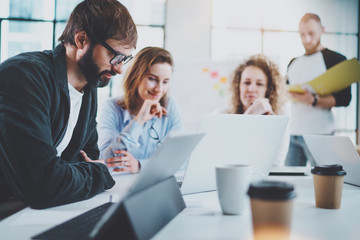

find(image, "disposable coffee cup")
[247,181,296,240]
[311,164,346,209]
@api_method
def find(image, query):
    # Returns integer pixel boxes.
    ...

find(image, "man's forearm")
[314,94,336,109]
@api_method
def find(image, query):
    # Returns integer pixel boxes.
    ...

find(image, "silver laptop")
[179,114,289,194]
[127,131,205,195]
[303,135,360,187]
[32,131,205,240]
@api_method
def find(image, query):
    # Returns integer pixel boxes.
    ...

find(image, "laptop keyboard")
[31,202,114,240]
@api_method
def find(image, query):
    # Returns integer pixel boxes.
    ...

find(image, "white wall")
[166,0,231,130]
[165,0,211,63]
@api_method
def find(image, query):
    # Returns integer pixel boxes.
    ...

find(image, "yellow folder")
[288,58,360,95]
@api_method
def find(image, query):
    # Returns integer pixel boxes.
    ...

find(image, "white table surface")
[1,173,360,240]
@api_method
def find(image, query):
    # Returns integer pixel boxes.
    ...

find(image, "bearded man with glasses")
[0,0,137,214]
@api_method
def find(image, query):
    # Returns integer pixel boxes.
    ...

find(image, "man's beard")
[78,44,116,88]
[304,39,321,55]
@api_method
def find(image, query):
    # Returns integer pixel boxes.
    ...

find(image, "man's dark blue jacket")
[0,44,115,209]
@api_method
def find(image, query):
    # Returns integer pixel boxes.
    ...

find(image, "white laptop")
[303,135,360,187]
[127,131,205,195]
[33,131,205,240]
[179,114,289,194]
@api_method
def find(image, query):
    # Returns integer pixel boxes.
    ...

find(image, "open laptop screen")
[180,114,289,194]
[304,135,360,187]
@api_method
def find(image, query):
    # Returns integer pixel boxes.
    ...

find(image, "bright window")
[0,0,166,106]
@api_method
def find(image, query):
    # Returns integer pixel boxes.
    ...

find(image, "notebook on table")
[32,131,205,240]
[179,114,289,195]
[303,134,360,187]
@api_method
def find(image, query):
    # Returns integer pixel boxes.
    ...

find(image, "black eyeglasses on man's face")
[96,39,133,66]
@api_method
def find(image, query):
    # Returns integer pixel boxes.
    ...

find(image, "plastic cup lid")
[247,181,296,200]
[311,164,346,176]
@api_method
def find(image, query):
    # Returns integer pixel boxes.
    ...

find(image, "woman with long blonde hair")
[98,47,182,173]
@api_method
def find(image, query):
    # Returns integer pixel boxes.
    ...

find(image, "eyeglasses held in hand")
[148,119,162,146]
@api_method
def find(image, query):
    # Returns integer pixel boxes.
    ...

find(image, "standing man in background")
[285,13,351,166]
[0,0,137,216]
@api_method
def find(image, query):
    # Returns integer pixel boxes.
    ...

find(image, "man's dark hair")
[58,0,137,48]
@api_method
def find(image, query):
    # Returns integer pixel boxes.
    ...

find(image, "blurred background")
[0,0,358,142]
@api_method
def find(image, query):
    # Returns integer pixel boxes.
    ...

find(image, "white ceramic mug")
[215,164,252,215]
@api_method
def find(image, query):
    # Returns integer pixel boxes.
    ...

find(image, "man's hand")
[106,149,140,174]
[80,150,105,165]
[288,89,314,105]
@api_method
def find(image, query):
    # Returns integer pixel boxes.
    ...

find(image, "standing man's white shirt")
[288,52,334,135]
[56,82,84,156]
